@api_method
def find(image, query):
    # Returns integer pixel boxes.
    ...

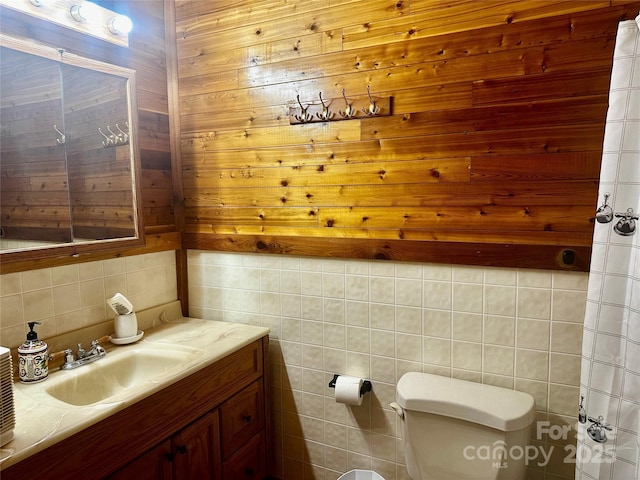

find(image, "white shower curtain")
[577,14,640,480]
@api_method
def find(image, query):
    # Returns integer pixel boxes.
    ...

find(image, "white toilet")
[395,372,536,480]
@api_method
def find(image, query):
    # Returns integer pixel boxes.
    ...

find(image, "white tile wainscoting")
[0,249,587,480]
[187,250,588,480]
[0,251,177,349]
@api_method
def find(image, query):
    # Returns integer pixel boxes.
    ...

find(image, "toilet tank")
[397,372,536,480]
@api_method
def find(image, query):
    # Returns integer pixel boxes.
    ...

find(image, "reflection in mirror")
[0,35,143,261]
[0,47,72,249]
[62,66,136,243]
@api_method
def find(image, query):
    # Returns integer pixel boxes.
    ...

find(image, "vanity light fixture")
[0,0,131,47]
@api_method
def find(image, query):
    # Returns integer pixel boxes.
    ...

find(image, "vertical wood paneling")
[174,0,640,272]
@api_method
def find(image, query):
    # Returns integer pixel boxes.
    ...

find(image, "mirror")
[0,34,143,262]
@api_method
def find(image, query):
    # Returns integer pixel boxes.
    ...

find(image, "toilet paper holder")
[329,374,372,396]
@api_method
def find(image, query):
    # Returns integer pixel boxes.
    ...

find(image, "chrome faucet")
[60,339,107,370]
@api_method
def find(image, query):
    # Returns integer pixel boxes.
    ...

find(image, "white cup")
[114,313,138,339]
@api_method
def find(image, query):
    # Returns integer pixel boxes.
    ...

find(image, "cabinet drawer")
[222,432,266,480]
[220,379,264,459]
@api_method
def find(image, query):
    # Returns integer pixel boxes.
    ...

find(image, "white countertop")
[0,301,270,470]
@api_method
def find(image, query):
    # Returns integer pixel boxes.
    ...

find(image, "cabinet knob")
[244,467,255,476]
[176,444,188,455]
[242,414,252,423]
[165,452,175,462]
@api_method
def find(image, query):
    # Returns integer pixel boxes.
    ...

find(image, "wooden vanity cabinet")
[2,338,270,480]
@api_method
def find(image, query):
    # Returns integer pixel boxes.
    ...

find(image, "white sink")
[45,343,203,406]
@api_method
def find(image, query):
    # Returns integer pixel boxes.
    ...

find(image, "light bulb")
[108,14,133,36]
[69,1,99,23]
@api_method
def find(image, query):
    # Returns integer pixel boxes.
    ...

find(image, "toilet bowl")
[395,372,536,480]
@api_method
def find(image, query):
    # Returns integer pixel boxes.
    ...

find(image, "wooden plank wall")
[174,0,640,271]
[0,0,178,272]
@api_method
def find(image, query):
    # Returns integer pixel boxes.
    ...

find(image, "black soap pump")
[17,322,49,383]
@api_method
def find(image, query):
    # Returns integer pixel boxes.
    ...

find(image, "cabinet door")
[173,409,221,480]
[107,440,173,480]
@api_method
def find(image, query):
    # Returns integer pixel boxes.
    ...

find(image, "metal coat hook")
[316,92,334,121]
[115,123,129,143]
[53,125,65,144]
[107,125,121,143]
[294,95,313,123]
[98,127,112,146]
[339,88,355,119]
[362,85,380,116]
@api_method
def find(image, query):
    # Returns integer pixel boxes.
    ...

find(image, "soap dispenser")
[17,322,48,383]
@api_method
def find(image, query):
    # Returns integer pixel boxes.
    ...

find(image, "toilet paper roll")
[334,375,364,406]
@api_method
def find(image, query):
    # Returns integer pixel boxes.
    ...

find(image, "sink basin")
[45,343,203,406]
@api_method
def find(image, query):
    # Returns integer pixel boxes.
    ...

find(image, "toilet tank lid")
[396,372,536,432]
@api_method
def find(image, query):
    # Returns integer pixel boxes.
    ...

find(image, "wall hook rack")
[289,87,392,125]
[99,122,130,147]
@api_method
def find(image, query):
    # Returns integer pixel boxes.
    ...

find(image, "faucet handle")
[587,415,612,443]
[90,338,107,354]
[588,415,612,429]
[64,349,74,364]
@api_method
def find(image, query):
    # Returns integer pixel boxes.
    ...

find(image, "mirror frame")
[0,33,145,268]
